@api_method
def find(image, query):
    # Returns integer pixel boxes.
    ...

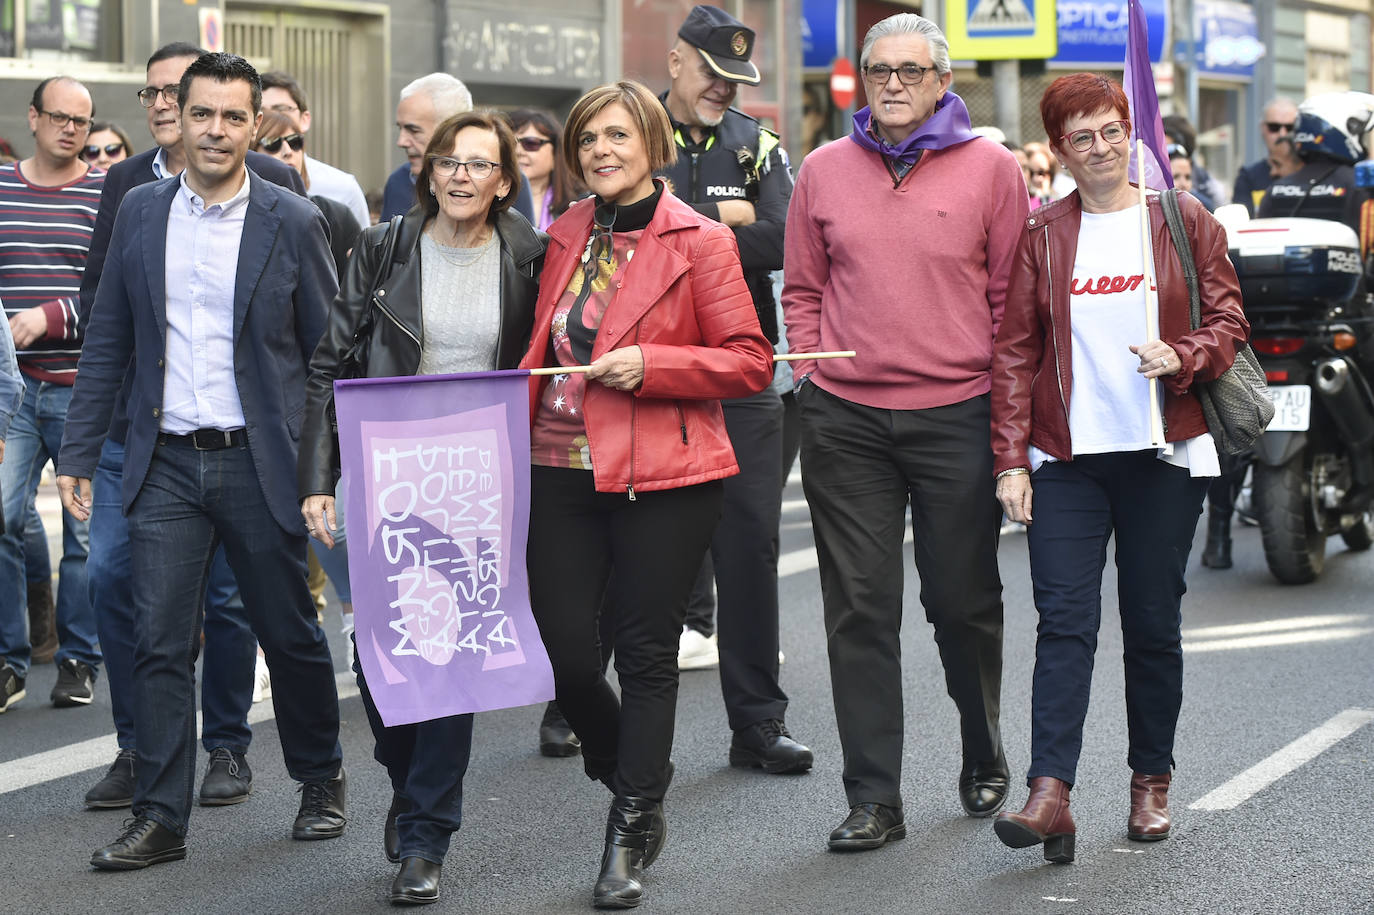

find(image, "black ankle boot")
[592,795,660,909]
[1201,511,1233,569]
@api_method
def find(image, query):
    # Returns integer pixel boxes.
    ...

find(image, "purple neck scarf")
[851,91,978,165]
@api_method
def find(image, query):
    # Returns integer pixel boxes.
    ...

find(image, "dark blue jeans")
[0,375,97,678]
[354,636,472,865]
[1024,452,1209,786]
[89,438,256,752]
[126,439,341,836]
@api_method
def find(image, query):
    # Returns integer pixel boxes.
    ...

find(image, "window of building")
[0,0,122,62]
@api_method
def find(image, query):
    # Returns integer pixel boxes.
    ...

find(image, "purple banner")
[334,370,554,727]
[1123,0,1172,191]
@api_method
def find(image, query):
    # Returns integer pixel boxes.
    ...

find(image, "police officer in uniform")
[657,5,813,774]
[1258,93,1374,236]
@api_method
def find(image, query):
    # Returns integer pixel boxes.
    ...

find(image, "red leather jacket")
[990,189,1249,475]
[519,188,773,495]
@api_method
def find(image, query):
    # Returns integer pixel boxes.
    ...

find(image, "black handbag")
[1159,188,1275,454]
[337,214,403,380]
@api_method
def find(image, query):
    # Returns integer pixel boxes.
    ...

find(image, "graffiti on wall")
[444,12,603,83]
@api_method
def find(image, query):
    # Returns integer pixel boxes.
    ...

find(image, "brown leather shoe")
[1127,772,1172,841]
[993,776,1076,863]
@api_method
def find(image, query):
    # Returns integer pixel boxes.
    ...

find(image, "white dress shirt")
[160,169,251,433]
[305,155,370,227]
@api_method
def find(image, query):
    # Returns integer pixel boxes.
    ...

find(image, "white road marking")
[1184,626,1374,653]
[1183,613,1369,640]
[0,672,360,797]
[1189,707,1374,811]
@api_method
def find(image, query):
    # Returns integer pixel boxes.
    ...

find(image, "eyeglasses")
[136,84,180,108]
[1166,142,1188,158]
[82,143,124,161]
[429,156,497,179]
[35,108,91,132]
[1264,121,1296,134]
[258,133,305,155]
[268,103,300,115]
[862,63,933,86]
[517,136,553,152]
[1060,119,1130,152]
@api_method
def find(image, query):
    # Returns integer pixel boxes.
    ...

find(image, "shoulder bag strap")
[372,214,404,291]
[1160,187,1201,332]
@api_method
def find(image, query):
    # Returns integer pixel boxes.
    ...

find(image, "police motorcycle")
[1217,92,1374,583]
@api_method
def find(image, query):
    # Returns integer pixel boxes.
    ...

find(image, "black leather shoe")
[385,792,411,863]
[293,768,346,839]
[85,749,136,809]
[539,701,582,757]
[90,816,187,870]
[199,748,252,806]
[593,796,659,909]
[389,856,441,905]
[827,803,906,852]
[959,755,1011,818]
[728,719,814,774]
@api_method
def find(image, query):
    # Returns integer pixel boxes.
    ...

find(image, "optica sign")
[1053,0,1167,65]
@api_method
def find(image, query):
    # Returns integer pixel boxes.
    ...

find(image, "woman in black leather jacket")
[297,110,544,906]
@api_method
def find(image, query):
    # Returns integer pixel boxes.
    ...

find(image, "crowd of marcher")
[1,3,1323,909]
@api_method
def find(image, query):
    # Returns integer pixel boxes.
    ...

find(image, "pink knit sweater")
[782,135,1029,410]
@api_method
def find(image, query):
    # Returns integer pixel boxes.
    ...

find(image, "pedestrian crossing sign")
[945,0,1058,60]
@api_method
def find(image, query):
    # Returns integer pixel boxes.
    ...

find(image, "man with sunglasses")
[651,3,814,778]
[260,71,370,228]
[72,41,306,813]
[1233,98,1301,217]
[783,12,1026,850]
[0,75,104,715]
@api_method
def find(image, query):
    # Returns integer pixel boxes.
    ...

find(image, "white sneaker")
[678,628,719,670]
[251,654,272,704]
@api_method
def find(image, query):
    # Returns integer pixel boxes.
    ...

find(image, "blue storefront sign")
[1194,0,1262,78]
[1053,0,1167,65]
[802,0,840,69]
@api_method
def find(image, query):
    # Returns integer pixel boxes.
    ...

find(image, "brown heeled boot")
[993,776,1076,863]
[1127,772,1172,841]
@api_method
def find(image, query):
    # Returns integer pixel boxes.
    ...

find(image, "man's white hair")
[859,13,951,75]
[399,73,473,120]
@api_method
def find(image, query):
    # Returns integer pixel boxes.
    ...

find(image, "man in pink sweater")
[782,12,1029,851]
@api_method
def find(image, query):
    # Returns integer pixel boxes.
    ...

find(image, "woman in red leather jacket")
[988,74,1249,864]
[517,80,772,909]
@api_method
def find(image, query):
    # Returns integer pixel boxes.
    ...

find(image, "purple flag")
[334,370,554,727]
[1123,0,1173,191]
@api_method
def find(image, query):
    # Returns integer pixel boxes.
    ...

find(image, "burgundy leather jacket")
[990,189,1250,476]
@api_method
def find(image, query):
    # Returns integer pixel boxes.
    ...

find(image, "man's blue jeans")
[89,437,255,752]
[0,375,97,678]
[127,439,341,836]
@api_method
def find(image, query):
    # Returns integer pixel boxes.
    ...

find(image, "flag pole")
[527,351,857,376]
[1138,139,1165,447]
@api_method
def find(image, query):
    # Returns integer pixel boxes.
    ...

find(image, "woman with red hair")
[988,73,1249,862]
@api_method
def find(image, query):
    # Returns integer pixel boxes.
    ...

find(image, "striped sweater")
[0,162,104,384]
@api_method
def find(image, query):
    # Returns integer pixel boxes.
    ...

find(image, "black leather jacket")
[298,206,546,498]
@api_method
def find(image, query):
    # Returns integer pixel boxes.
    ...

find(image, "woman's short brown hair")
[562,81,675,184]
[414,110,520,223]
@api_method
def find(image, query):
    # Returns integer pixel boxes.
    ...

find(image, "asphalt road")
[2,474,1372,914]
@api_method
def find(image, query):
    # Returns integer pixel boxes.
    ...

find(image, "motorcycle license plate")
[1266,385,1311,431]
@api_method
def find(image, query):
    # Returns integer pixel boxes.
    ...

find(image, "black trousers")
[528,467,723,800]
[681,388,789,730]
[799,387,1004,809]
[353,641,473,864]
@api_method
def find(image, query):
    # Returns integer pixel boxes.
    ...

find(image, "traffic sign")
[946,0,1058,60]
[830,58,856,109]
